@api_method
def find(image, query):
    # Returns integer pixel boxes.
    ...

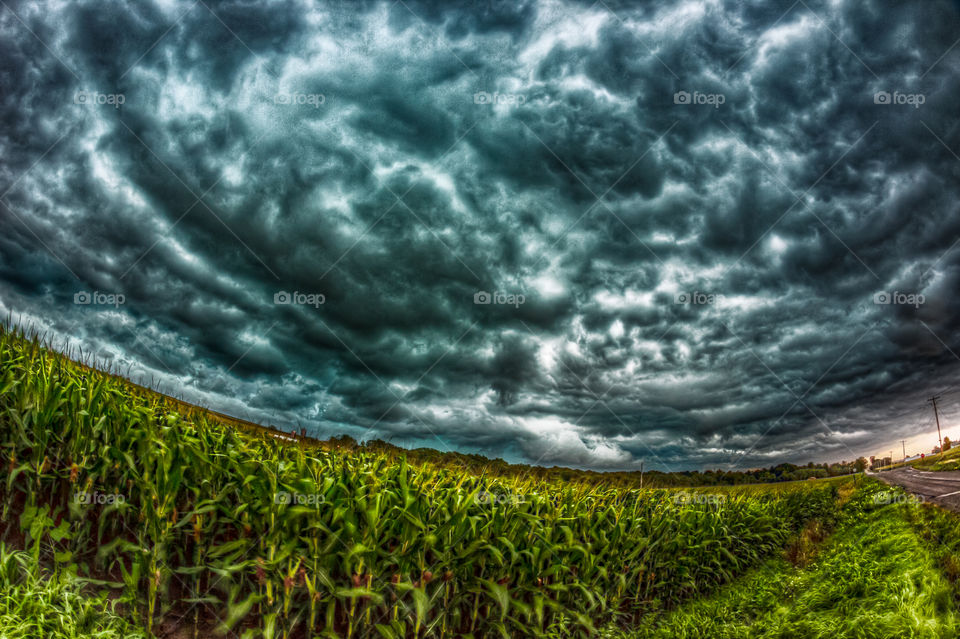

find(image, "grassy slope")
[876,445,960,472]
[911,446,960,471]
[613,484,960,639]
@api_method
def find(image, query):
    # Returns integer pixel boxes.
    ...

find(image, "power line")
[929,395,943,453]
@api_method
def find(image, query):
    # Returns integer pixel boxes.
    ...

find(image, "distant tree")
[944,437,952,451]
[854,457,867,473]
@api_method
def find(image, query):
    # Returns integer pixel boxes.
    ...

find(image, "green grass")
[608,482,960,639]
[0,542,146,639]
[910,446,960,471]
[907,502,960,594]
[874,443,960,472]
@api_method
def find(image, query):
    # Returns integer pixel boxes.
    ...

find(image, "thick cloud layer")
[2,0,960,470]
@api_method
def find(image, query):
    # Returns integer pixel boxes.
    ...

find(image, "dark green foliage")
[617,482,960,638]
[0,326,847,638]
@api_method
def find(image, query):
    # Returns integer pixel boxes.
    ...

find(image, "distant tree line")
[317,435,868,488]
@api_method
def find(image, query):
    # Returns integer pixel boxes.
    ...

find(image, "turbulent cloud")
[2,0,960,470]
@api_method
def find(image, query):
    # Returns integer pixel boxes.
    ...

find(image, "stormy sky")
[2,0,960,471]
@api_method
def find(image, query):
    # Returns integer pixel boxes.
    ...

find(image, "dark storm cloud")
[2,0,960,470]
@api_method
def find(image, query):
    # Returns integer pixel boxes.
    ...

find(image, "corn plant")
[0,324,842,637]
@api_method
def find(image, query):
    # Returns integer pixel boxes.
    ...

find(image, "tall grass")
[620,482,960,638]
[0,325,841,637]
[0,542,147,639]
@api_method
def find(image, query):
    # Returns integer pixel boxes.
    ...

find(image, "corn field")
[0,326,841,638]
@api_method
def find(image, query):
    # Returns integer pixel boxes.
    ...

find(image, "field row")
[0,328,844,638]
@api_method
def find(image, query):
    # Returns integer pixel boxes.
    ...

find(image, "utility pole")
[901,440,907,464]
[639,461,644,490]
[929,395,943,454]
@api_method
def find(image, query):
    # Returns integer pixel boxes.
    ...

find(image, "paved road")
[872,468,960,512]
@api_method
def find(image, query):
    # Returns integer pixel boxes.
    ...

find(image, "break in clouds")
[2,0,960,471]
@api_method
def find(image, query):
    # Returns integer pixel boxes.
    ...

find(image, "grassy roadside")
[876,445,960,472]
[608,482,959,639]
[910,446,960,472]
[907,502,960,596]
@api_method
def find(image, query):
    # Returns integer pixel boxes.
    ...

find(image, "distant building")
[932,447,942,454]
